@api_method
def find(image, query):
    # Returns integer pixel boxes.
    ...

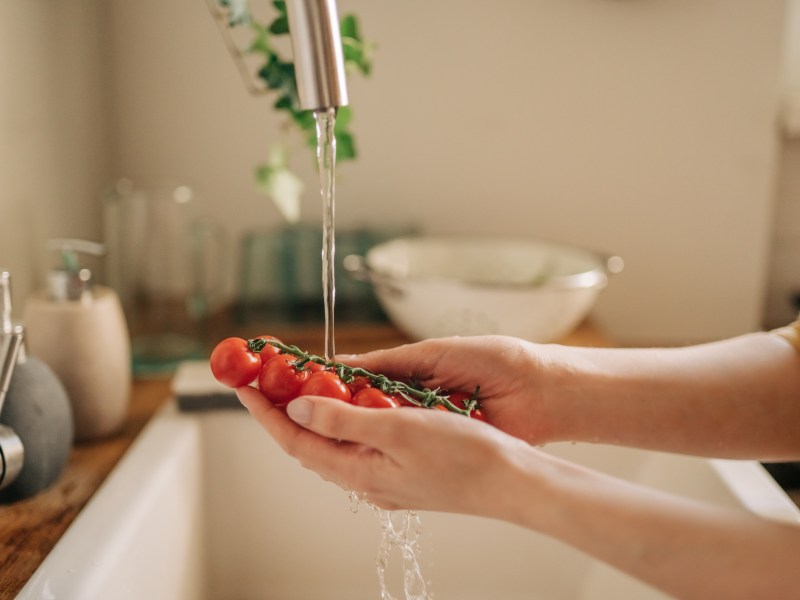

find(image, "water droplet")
[348,490,363,514]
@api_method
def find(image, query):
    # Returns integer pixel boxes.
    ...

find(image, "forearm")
[538,332,800,459]
[492,448,800,600]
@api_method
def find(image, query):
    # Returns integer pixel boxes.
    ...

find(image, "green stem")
[251,338,480,417]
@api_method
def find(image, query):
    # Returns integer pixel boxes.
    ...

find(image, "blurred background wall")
[1,0,797,345]
[0,0,113,317]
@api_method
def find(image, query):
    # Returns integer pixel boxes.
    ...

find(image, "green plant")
[212,0,373,221]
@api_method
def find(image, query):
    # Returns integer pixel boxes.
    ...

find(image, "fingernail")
[287,397,313,425]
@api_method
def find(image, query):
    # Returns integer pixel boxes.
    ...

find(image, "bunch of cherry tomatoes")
[209,335,486,420]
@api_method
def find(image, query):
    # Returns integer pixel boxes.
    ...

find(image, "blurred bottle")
[103,179,227,378]
[23,240,130,441]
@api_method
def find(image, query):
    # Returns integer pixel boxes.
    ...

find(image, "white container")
[24,285,130,441]
[348,235,622,342]
[24,240,131,441]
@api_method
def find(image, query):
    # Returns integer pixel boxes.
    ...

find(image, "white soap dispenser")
[23,239,131,441]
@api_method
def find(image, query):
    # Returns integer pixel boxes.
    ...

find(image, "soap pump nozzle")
[46,239,106,303]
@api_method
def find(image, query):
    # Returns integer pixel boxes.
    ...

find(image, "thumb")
[286,396,398,446]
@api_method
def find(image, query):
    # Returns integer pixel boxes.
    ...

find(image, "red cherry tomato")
[299,370,352,403]
[259,354,311,405]
[347,375,372,395]
[396,394,419,408]
[448,390,487,422]
[352,387,399,409]
[305,361,325,373]
[256,335,283,361]
[210,337,262,388]
[447,391,472,409]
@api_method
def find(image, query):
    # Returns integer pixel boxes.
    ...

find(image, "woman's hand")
[337,335,560,444]
[236,385,539,516]
[341,333,800,459]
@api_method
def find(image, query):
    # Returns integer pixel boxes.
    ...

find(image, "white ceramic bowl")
[346,235,622,342]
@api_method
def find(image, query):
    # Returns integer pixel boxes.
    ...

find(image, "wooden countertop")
[0,378,170,599]
[0,321,611,598]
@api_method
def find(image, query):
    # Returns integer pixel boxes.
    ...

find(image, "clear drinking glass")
[103,179,226,377]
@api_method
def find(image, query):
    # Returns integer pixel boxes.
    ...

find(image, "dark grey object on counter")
[175,392,242,412]
[0,356,74,503]
[171,359,240,413]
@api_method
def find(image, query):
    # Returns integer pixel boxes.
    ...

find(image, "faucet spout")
[285,0,349,111]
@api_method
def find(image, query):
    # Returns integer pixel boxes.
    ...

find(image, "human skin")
[236,331,800,599]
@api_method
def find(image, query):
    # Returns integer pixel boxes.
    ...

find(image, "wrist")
[480,439,566,531]
[527,343,602,444]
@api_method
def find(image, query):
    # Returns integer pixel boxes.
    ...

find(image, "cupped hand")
[338,335,558,444]
[236,385,536,516]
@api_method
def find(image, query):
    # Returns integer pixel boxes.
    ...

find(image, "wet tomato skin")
[259,354,311,405]
[352,387,400,409]
[299,370,352,403]
[210,337,262,388]
[256,335,283,361]
[305,361,325,373]
[347,375,372,395]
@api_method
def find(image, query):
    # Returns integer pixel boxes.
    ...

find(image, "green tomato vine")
[249,337,484,418]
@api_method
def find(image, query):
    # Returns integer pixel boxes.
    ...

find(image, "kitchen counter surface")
[0,321,613,598]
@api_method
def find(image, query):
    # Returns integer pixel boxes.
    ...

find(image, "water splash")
[373,507,431,600]
[349,493,431,600]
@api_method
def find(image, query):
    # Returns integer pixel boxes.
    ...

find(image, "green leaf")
[274,94,293,110]
[342,38,372,76]
[248,23,270,55]
[342,40,363,64]
[273,0,287,17]
[269,15,289,35]
[306,130,317,149]
[292,109,316,131]
[336,131,356,161]
[258,55,284,89]
[278,60,295,82]
[258,54,297,98]
[340,14,360,40]
[334,105,353,129]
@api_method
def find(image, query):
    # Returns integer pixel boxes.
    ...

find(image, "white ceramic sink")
[17,367,800,600]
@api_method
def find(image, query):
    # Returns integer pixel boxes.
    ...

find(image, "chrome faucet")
[285,0,349,111]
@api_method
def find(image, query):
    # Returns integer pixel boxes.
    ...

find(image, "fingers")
[236,386,392,454]
[337,338,451,381]
[236,386,334,458]
[236,386,394,493]
[338,336,504,394]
